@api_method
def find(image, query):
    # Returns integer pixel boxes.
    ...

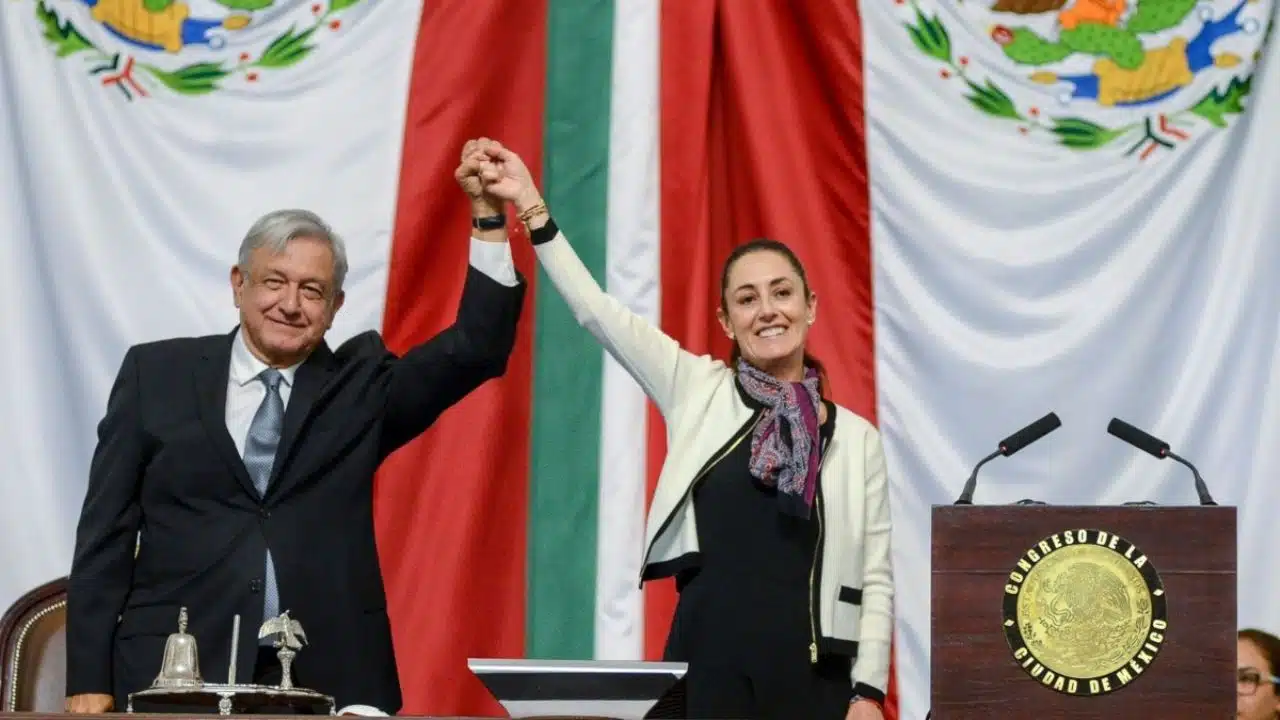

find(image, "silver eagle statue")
[257,610,307,689]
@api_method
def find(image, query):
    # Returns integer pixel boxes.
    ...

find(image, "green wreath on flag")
[34,0,363,98]
[901,0,1267,156]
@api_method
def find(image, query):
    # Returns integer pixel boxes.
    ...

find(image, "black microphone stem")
[955,449,1001,505]
[1166,450,1216,506]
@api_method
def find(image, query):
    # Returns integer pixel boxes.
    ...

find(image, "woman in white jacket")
[463,140,893,720]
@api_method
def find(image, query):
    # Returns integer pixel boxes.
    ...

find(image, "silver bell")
[151,607,203,688]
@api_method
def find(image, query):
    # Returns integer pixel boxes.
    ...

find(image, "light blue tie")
[244,368,283,640]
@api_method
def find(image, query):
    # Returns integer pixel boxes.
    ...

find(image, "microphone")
[955,412,1062,505]
[1107,418,1216,506]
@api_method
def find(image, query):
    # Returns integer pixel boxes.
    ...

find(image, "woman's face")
[1239,638,1279,719]
[718,250,815,376]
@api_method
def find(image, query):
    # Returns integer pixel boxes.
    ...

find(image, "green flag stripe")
[527,0,615,659]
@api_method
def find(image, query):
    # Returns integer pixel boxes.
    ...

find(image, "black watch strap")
[472,214,506,230]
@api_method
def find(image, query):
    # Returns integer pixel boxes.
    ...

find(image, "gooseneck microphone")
[1106,418,1216,506]
[954,412,1062,505]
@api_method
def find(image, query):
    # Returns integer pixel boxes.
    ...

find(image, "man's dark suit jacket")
[65,265,525,713]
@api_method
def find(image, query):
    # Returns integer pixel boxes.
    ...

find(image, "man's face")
[230,236,344,367]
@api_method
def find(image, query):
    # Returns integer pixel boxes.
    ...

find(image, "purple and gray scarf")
[736,357,823,518]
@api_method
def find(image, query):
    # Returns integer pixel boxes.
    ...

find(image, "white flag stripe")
[0,0,424,610]
[595,0,661,661]
[866,0,1280,715]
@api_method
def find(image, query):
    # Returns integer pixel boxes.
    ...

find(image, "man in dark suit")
[64,142,524,714]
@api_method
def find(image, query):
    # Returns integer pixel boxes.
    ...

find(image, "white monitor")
[466,658,687,719]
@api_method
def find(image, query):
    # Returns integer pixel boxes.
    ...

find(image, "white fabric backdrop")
[0,0,423,613]
[866,0,1280,715]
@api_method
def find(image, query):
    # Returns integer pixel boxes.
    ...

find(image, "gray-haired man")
[66,184,523,714]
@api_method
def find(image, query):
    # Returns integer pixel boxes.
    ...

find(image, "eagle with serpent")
[1021,560,1152,677]
[32,0,364,98]
[898,0,1271,157]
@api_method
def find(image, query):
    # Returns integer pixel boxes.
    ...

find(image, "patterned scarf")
[736,357,823,518]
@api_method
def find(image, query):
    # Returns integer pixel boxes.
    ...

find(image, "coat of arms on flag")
[897,0,1273,158]
[30,0,364,99]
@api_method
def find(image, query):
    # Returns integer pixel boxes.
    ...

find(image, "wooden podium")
[930,504,1236,719]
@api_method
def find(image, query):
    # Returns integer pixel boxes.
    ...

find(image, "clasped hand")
[454,138,540,213]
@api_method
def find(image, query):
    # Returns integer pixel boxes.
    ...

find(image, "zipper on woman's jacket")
[808,433,831,664]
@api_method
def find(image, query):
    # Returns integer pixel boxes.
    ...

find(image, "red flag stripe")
[376,1,546,716]
[652,0,894,714]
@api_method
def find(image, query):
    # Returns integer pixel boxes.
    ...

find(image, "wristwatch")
[472,214,506,230]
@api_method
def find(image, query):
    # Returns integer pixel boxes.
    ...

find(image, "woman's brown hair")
[719,238,829,398]
[1241,628,1280,688]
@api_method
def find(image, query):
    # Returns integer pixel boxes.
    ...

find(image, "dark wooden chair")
[0,576,68,712]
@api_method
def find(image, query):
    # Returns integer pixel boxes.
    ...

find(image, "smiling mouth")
[757,326,787,338]
[269,317,306,329]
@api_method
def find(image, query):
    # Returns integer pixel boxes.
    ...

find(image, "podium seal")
[1001,529,1168,696]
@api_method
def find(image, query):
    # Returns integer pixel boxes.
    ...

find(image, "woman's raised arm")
[474,140,720,416]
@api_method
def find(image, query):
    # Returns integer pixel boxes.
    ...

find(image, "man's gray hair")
[238,209,349,293]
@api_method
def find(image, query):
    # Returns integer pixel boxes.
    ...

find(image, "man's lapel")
[268,341,337,495]
[195,330,259,500]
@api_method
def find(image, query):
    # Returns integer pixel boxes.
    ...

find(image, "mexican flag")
[3,0,1280,718]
